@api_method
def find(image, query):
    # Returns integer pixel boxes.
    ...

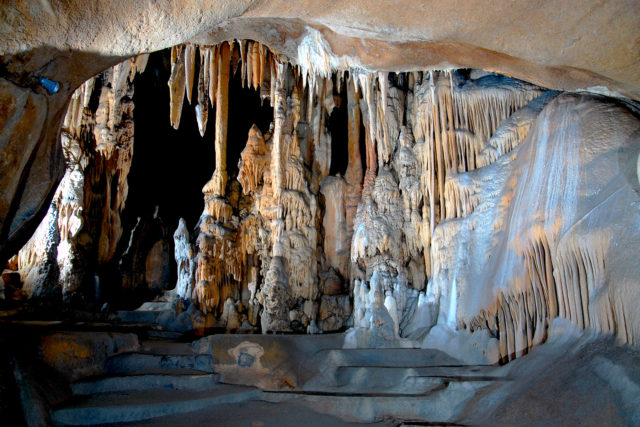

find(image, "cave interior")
[0,2,639,425]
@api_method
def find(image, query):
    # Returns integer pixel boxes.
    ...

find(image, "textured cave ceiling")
[2,0,639,99]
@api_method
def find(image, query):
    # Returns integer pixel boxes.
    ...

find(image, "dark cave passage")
[126,50,215,234]
[125,48,275,238]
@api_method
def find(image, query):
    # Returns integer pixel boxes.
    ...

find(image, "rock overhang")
[1,0,639,99]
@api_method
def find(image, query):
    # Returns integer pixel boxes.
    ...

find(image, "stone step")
[51,385,261,426]
[139,340,197,355]
[318,348,469,368]
[116,310,159,324]
[72,373,220,395]
[105,352,214,375]
[115,302,173,324]
[332,365,503,384]
[261,385,476,423]
[147,330,183,340]
[302,365,503,395]
[137,302,173,312]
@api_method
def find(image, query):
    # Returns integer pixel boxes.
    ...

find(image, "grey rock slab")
[71,373,220,395]
[51,386,261,426]
[105,353,214,375]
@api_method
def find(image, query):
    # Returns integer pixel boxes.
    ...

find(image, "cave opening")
[126,49,215,236]
[227,60,274,179]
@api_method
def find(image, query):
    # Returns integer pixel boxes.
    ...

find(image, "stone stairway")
[50,339,508,426]
[115,301,172,325]
[50,339,260,426]
[260,348,508,423]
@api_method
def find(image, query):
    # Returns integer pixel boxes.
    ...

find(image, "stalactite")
[357,74,379,197]
[270,61,286,202]
[184,43,196,104]
[205,41,231,198]
[195,47,209,137]
[239,39,247,88]
[208,45,218,108]
[168,45,186,129]
[465,216,630,362]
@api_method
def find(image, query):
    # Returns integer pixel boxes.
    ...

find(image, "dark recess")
[328,79,349,176]
[111,48,273,306]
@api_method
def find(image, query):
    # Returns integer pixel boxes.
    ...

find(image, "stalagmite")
[237,125,269,194]
[174,218,195,299]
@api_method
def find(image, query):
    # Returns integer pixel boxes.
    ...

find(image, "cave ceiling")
[2,0,639,99]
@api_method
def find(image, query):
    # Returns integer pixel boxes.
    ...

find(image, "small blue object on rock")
[39,77,59,94]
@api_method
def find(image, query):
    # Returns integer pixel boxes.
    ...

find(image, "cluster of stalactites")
[465,231,623,363]
[411,71,545,227]
[172,42,553,337]
[168,40,285,135]
[64,54,148,150]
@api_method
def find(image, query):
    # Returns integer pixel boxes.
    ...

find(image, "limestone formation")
[6,33,640,369]
[155,42,639,357]
[16,57,146,302]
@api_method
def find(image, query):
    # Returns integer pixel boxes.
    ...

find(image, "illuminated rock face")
[16,58,147,302]
[1,2,640,362]
[111,39,633,356]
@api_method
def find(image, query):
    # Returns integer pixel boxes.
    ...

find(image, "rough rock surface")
[40,332,139,381]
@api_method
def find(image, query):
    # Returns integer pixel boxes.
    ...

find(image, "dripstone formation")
[12,38,639,367]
